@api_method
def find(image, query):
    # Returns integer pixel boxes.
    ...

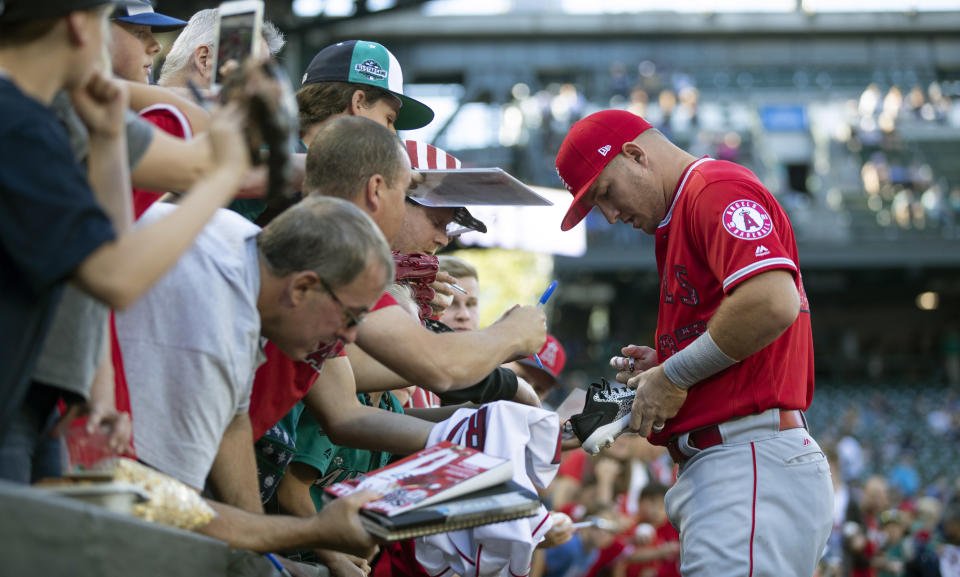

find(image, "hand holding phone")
[212,1,264,90]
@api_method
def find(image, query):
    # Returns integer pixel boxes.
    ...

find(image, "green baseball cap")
[301,40,434,131]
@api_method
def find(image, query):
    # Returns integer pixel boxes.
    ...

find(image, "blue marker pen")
[265,553,294,577]
[534,281,559,369]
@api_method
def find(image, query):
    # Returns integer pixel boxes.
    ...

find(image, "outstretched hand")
[314,490,381,558]
[50,401,134,456]
[539,512,574,549]
[493,305,547,360]
[610,344,658,384]
[429,271,458,317]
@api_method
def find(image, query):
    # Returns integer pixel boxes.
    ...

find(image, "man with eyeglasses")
[114,196,392,555]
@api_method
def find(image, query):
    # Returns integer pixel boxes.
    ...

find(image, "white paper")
[410,168,553,207]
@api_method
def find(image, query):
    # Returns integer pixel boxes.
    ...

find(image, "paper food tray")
[42,482,150,515]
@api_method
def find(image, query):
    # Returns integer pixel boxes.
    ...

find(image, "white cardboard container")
[42,482,150,515]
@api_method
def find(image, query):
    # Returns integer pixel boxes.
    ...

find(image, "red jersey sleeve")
[133,105,194,219]
[688,180,798,294]
[139,104,193,140]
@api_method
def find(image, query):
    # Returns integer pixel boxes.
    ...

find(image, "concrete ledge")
[0,480,229,576]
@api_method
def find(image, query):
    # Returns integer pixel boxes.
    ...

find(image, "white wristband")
[662,330,736,390]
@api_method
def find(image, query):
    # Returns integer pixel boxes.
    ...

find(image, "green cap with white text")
[301,39,434,131]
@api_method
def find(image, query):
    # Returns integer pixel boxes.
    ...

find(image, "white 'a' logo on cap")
[597,145,612,157]
[540,341,559,365]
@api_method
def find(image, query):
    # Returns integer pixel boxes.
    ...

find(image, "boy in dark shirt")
[0,0,251,480]
[0,0,127,450]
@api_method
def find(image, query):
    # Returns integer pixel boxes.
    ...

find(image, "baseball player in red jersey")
[557,109,833,577]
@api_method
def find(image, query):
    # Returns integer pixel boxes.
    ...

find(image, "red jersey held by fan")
[648,157,813,445]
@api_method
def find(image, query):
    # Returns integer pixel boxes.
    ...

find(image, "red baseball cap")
[518,334,567,380]
[555,110,653,231]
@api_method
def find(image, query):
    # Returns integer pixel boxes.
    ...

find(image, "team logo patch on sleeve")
[722,199,774,240]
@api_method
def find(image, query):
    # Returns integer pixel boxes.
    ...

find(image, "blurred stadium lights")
[419,0,960,13]
[292,0,324,17]
[423,0,960,16]
[422,0,512,15]
[367,0,399,10]
[292,0,398,17]
[291,0,422,21]
[802,0,960,11]
[916,291,940,311]
[560,0,796,13]
[456,187,587,257]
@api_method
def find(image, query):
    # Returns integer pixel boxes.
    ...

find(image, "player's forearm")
[87,133,133,234]
[73,168,243,309]
[207,413,263,514]
[707,270,800,361]
[125,80,210,134]
[132,131,211,192]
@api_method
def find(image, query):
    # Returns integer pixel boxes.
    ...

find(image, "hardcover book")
[324,442,540,540]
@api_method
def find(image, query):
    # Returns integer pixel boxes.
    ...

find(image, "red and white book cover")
[325,441,512,517]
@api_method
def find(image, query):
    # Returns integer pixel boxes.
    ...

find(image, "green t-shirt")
[228,198,267,223]
[289,392,403,510]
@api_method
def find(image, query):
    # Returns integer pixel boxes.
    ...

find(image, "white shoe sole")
[581,413,631,455]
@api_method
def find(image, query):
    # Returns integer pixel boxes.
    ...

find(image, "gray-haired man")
[115,196,391,554]
[157,8,285,91]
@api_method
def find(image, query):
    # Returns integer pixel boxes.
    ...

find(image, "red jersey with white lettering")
[248,292,398,440]
[648,158,813,445]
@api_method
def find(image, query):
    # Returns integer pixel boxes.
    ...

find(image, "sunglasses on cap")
[404,198,487,238]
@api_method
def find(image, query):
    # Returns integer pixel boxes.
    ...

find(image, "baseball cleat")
[570,378,636,455]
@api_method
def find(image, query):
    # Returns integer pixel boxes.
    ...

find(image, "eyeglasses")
[318,277,366,329]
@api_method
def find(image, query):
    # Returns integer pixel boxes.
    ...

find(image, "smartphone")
[212,0,264,89]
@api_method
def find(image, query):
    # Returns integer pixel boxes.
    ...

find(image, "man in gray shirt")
[116,196,392,554]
